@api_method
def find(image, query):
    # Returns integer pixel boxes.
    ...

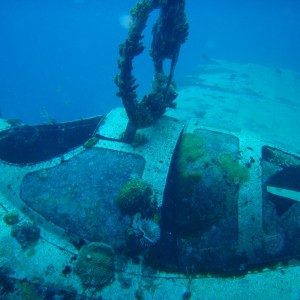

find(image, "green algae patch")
[218,152,250,185]
[178,133,205,169]
[83,136,99,148]
[178,133,205,179]
[115,179,153,215]
[176,133,205,199]
[3,210,19,225]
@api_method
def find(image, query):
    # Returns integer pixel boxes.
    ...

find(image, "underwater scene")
[1,0,300,299]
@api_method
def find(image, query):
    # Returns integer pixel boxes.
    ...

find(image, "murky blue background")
[0,0,299,123]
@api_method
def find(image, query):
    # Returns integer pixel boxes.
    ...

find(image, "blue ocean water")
[0,0,299,123]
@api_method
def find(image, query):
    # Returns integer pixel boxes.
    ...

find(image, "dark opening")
[0,115,103,165]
